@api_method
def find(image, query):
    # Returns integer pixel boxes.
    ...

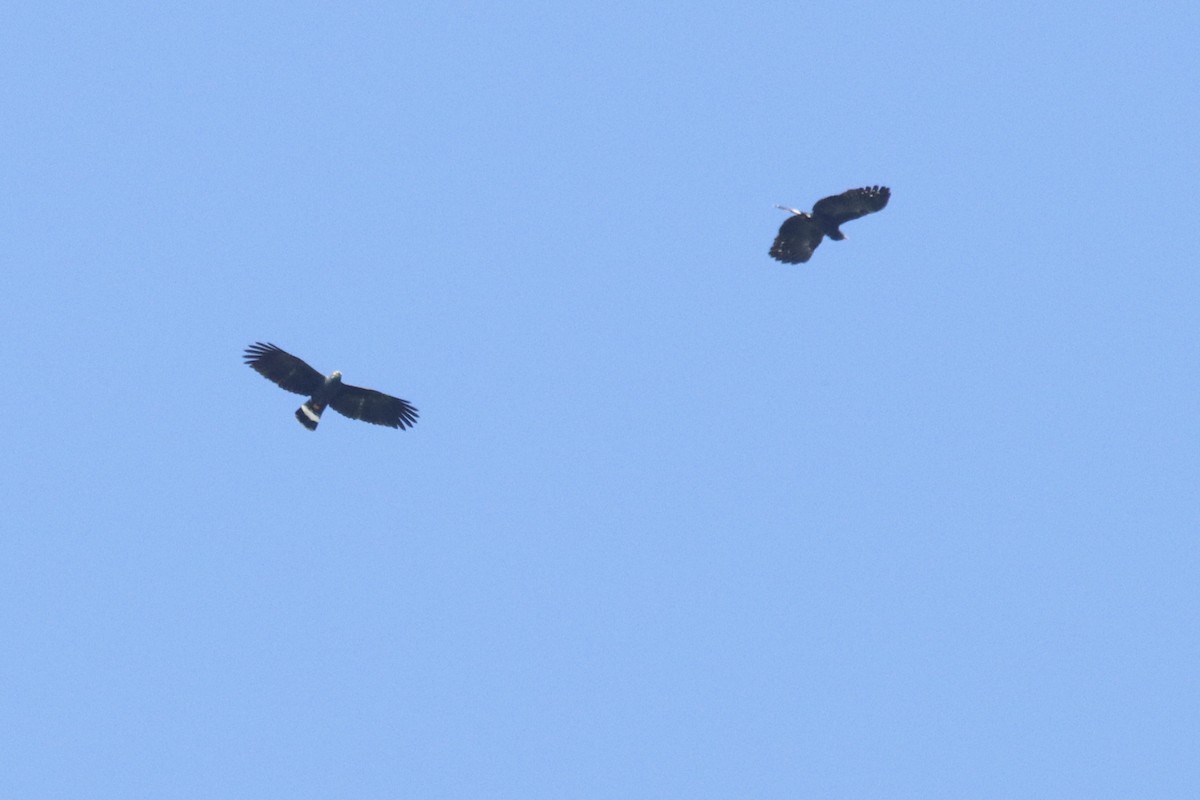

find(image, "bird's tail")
[296,400,327,431]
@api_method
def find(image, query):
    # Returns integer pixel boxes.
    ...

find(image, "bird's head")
[330,370,343,381]
[774,204,805,217]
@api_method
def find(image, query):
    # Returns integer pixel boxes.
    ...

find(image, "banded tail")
[296,400,327,431]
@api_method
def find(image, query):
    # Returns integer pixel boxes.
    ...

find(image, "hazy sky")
[3,1,1198,797]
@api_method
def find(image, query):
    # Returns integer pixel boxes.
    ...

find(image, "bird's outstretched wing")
[331,384,419,429]
[770,214,825,264]
[243,343,325,396]
[812,185,890,226]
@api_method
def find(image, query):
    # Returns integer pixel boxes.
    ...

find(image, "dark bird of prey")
[243,342,419,431]
[769,185,890,264]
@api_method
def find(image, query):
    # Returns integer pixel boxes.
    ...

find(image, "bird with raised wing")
[770,185,890,264]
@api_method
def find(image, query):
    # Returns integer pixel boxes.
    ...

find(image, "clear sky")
[3,1,1198,797]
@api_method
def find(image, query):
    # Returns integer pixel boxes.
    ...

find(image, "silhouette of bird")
[243,342,419,431]
[770,185,890,264]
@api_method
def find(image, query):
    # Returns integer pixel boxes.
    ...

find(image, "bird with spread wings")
[244,342,419,431]
[770,185,890,264]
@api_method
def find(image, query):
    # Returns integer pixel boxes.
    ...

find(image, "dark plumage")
[769,185,890,264]
[243,342,419,431]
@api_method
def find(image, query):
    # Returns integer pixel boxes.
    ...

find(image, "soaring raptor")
[244,342,419,431]
[769,185,890,264]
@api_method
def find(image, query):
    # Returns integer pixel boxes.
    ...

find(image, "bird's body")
[770,185,890,264]
[243,343,418,431]
[295,371,345,430]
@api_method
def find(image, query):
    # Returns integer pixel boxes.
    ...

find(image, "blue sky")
[3,1,1198,797]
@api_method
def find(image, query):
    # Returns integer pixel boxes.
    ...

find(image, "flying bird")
[769,185,890,264]
[243,342,419,431]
